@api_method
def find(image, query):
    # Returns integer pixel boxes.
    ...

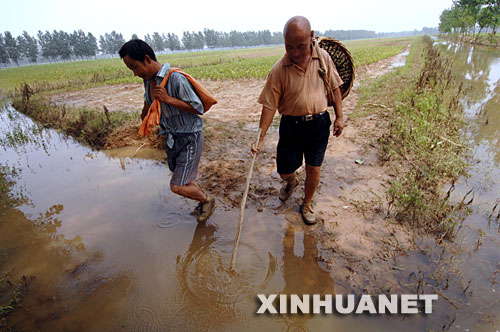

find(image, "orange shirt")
[258,46,343,116]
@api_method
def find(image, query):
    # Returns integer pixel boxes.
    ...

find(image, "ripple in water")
[177,224,277,305]
[156,211,191,228]
[128,292,161,332]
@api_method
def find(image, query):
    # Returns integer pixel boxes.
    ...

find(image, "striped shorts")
[166,131,203,186]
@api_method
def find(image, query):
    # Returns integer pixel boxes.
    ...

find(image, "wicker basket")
[315,36,355,100]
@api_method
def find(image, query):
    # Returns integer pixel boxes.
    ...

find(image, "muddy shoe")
[279,177,299,201]
[197,195,215,222]
[190,202,203,216]
[300,203,317,225]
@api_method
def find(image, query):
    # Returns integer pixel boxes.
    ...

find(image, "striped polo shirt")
[144,63,203,148]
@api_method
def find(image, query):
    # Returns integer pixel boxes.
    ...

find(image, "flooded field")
[394,41,500,331]
[1,41,499,331]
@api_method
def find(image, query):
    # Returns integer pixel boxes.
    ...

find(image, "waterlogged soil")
[51,53,415,294]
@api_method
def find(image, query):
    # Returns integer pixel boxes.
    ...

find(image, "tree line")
[439,0,500,37]
[0,29,284,67]
[0,25,440,67]
[320,28,439,41]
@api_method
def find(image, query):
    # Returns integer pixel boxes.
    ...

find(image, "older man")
[252,16,343,225]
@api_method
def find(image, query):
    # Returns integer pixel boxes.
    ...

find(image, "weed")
[360,36,471,239]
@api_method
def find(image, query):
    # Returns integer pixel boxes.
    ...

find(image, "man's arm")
[151,85,201,114]
[251,106,276,156]
[332,87,343,137]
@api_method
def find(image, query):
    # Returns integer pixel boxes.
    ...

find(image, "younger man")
[119,39,215,222]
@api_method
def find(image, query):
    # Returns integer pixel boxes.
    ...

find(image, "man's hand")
[152,85,173,104]
[332,87,343,137]
[333,117,343,137]
[251,138,263,157]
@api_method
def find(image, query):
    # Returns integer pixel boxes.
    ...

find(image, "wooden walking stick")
[230,128,261,270]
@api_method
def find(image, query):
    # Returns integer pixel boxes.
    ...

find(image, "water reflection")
[282,224,335,295]
[0,193,134,331]
[279,224,335,332]
[437,43,500,166]
[174,221,278,331]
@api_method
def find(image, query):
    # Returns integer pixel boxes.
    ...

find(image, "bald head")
[283,16,314,68]
[283,16,312,37]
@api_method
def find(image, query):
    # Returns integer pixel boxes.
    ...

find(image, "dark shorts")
[276,111,331,175]
[166,131,203,186]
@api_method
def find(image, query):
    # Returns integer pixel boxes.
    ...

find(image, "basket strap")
[314,39,335,103]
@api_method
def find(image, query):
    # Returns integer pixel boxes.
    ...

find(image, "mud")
[51,53,413,292]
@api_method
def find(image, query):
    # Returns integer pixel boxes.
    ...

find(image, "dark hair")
[118,39,157,62]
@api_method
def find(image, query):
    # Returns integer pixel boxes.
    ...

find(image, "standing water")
[435,41,500,331]
[1,40,500,331]
[0,104,339,331]
[393,41,500,332]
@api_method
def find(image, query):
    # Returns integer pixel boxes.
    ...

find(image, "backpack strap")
[159,68,217,113]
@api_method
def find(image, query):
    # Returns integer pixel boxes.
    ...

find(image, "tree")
[166,33,181,50]
[439,9,454,33]
[69,30,98,59]
[16,35,28,63]
[439,0,500,38]
[454,0,484,35]
[144,33,153,47]
[261,30,273,45]
[3,31,20,66]
[99,31,125,55]
[151,32,165,52]
[37,30,49,61]
[23,31,38,63]
[15,31,38,64]
[229,30,244,47]
[484,0,500,34]
[131,33,139,40]
[272,32,284,44]
[84,32,98,57]
[0,33,9,66]
[217,31,230,47]
[70,29,88,59]
[52,30,72,60]
[193,31,205,49]
[204,29,218,48]
[182,31,195,50]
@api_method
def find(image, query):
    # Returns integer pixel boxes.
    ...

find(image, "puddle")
[0,105,337,331]
[390,49,410,68]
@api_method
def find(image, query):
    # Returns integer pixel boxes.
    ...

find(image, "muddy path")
[51,54,414,293]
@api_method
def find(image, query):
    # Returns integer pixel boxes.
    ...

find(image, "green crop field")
[0,37,414,94]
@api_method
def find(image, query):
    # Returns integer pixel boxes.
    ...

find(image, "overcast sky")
[2,0,453,39]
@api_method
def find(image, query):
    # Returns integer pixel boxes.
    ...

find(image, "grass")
[357,36,470,240]
[9,97,139,148]
[0,37,413,95]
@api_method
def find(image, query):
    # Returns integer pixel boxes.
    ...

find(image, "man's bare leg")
[171,182,215,222]
[303,165,321,206]
[171,182,207,202]
[300,165,321,225]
